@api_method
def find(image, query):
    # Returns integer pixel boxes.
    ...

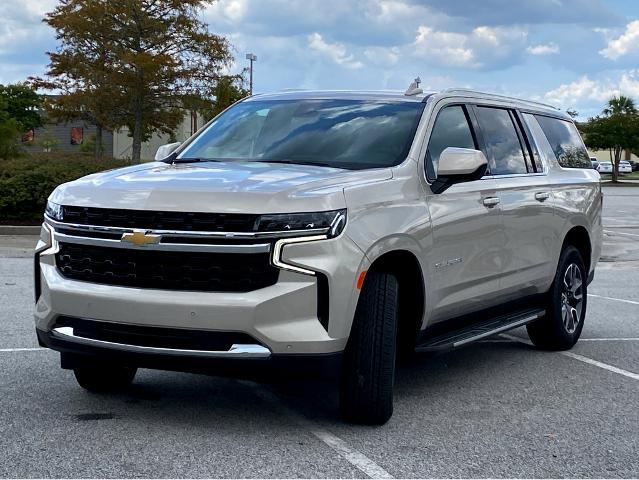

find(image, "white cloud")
[544,72,639,107]
[412,25,528,68]
[526,42,560,55]
[308,33,363,69]
[600,20,639,60]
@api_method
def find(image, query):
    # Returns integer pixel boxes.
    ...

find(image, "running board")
[415,307,545,353]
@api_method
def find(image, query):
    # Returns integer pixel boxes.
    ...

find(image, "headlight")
[45,200,63,221]
[257,209,346,238]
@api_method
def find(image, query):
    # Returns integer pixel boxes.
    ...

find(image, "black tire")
[73,364,137,392]
[340,272,398,425]
[527,246,587,350]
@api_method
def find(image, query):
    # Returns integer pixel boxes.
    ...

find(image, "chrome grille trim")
[45,216,330,240]
[53,231,271,253]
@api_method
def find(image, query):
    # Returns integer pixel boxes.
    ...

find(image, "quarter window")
[534,115,591,168]
[426,105,476,178]
[475,106,528,175]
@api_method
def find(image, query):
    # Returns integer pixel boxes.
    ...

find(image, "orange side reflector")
[356,271,367,290]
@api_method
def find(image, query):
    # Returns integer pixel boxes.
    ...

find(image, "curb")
[0,226,41,235]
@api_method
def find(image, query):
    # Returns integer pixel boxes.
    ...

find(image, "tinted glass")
[426,105,476,177]
[475,107,528,175]
[178,99,425,170]
[534,115,591,168]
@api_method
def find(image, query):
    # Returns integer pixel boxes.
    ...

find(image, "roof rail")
[441,88,559,111]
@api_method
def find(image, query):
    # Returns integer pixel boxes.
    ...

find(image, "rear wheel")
[339,272,398,425]
[73,364,137,392]
[527,246,587,350]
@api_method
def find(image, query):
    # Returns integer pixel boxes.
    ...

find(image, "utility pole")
[245,53,257,95]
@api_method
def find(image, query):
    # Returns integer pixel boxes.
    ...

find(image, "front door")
[423,104,506,323]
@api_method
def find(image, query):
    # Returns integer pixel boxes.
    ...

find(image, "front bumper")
[36,326,342,380]
[35,222,368,360]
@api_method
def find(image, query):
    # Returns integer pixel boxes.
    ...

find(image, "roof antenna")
[405,76,423,96]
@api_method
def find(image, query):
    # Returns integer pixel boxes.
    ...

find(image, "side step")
[415,307,545,353]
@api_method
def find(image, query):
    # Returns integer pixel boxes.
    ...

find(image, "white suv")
[35,88,602,424]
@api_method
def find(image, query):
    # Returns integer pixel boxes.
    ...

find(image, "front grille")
[55,243,279,292]
[55,316,263,351]
[61,206,259,232]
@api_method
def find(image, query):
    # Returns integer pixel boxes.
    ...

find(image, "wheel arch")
[562,225,592,274]
[365,249,426,356]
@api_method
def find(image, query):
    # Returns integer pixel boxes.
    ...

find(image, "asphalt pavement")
[0,186,637,478]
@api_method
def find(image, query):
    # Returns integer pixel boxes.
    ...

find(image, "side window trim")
[470,104,545,178]
[509,110,533,173]
[424,103,479,182]
[513,110,544,174]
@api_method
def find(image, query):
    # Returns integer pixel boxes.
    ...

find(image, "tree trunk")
[131,67,144,163]
[95,124,103,160]
[612,146,622,183]
[131,107,142,163]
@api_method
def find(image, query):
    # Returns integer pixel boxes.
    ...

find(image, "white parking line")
[603,229,639,238]
[588,293,639,305]
[501,334,639,381]
[0,347,46,352]
[579,338,639,341]
[561,351,639,381]
[241,381,393,479]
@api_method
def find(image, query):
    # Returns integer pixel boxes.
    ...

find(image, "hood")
[50,161,392,213]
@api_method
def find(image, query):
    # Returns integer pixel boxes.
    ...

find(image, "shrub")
[0,152,129,223]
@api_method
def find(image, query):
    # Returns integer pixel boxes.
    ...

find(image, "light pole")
[245,53,257,95]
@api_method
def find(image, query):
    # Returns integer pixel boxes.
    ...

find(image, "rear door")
[472,105,556,300]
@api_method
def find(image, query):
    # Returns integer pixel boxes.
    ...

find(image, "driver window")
[426,105,476,179]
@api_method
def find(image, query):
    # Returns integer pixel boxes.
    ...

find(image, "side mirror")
[155,142,182,161]
[431,147,488,194]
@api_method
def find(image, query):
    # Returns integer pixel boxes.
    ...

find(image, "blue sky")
[2,0,639,119]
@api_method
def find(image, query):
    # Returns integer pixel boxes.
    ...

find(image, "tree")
[602,95,636,116]
[40,0,234,162]
[0,83,43,159]
[581,99,639,182]
[0,83,44,131]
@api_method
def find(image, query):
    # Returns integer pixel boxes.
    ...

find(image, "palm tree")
[602,95,637,116]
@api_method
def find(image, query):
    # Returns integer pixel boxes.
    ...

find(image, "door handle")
[535,192,550,202]
[482,197,500,208]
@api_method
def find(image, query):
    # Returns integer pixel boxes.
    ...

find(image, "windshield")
[177,99,425,169]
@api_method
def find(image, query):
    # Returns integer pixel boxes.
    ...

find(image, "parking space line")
[588,293,639,305]
[0,347,46,352]
[240,381,393,479]
[561,351,639,381]
[579,338,639,341]
[501,334,639,381]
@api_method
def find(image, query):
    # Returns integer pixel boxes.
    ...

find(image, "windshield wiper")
[257,159,335,168]
[169,157,219,164]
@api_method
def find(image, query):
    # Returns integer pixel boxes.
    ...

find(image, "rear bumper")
[36,326,342,380]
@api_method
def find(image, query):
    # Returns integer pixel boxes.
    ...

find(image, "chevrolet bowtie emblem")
[121,230,161,246]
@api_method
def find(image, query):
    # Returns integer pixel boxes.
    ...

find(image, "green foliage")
[0,83,44,159]
[0,83,43,130]
[0,153,128,222]
[79,134,104,155]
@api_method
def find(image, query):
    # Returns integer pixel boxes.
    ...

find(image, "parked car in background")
[597,162,613,173]
[590,157,599,170]
[629,160,639,172]
[619,161,633,173]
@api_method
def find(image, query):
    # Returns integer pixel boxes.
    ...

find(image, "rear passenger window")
[475,106,528,175]
[426,105,476,178]
[534,115,591,168]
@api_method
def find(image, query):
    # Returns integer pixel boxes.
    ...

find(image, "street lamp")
[245,53,257,95]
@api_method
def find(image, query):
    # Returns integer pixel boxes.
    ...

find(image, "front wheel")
[527,246,587,350]
[73,364,137,392]
[339,272,399,425]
